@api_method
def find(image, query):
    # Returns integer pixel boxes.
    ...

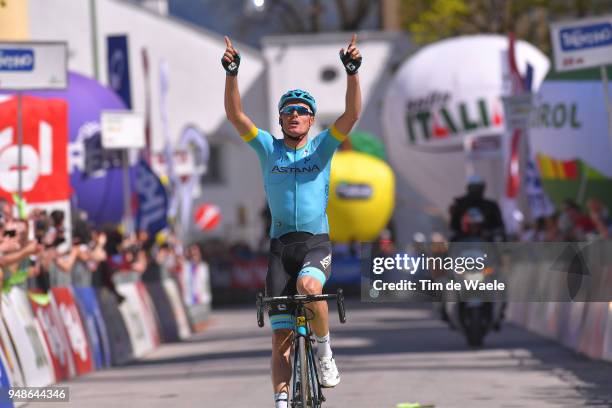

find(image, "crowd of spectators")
[0,197,192,303]
[520,198,611,242]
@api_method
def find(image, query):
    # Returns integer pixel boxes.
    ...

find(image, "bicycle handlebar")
[256,289,347,327]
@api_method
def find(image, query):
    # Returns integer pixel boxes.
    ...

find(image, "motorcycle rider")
[449,174,506,242]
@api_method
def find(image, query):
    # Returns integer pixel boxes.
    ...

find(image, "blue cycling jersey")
[241,125,346,238]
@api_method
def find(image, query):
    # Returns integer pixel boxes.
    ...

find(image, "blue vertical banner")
[135,159,169,235]
[73,286,112,369]
[106,35,133,108]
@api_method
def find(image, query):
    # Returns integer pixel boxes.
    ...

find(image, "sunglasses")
[279,105,313,116]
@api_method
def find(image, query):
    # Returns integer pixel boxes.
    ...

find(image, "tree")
[266,0,377,33]
[399,0,612,55]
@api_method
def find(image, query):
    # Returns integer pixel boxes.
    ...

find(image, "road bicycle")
[256,290,346,408]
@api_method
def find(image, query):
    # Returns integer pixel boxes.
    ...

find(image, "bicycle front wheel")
[298,336,311,407]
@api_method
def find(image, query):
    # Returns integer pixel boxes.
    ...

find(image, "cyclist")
[222,34,362,408]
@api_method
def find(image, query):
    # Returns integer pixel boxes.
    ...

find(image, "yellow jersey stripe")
[240,125,258,142]
[330,125,347,142]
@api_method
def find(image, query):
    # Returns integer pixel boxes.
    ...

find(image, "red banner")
[51,287,94,375]
[0,96,70,202]
[29,292,75,381]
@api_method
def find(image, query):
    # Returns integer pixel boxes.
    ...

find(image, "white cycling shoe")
[319,356,340,388]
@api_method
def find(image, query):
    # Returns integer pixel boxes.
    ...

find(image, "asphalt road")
[28,302,612,408]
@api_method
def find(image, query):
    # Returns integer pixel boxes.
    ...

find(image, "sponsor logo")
[36,308,67,366]
[336,182,372,200]
[405,92,503,146]
[530,103,581,129]
[320,254,331,269]
[0,49,35,71]
[560,23,612,51]
[60,304,88,361]
[271,164,320,173]
[109,48,126,91]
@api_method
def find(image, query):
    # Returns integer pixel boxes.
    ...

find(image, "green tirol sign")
[530,103,582,129]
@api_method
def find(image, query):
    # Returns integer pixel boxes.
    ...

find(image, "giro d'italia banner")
[382,35,550,212]
[529,78,612,210]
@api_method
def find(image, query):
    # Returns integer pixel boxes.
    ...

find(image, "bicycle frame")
[293,301,322,407]
[257,290,346,408]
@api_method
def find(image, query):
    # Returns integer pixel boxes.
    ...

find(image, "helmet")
[278,89,316,115]
[467,173,484,185]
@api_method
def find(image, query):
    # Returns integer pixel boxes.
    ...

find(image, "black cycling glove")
[222,53,241,76]
[340,51,362,75]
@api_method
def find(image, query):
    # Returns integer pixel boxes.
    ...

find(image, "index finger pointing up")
[350,33,357,46]
[224,36,233,49]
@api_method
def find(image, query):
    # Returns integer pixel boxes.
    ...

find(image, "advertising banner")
[0,348,15,407]
[95,288,133,366]
[106,35,133,108]
[28,292,75,381]
[603,302,612,362]
[72,286,112,369]
[134,281,161,347]
[50,288,94,375]
[0,42,67,90]
[162,279,191,340]
[144,282,180,343]
[2,290,54,387]
[178,261,211,307]
[529,80,612,208]
[116,282,154,357]
[134,158,168,235]
[0,96,70,203]
[577,302,607,360]
[550,15,612,71]
[101,111,145,149]
[0,316,25,389]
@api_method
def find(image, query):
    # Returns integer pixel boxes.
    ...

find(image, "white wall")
[262,31,401,136]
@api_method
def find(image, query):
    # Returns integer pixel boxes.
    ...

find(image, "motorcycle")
[441,245,505,347]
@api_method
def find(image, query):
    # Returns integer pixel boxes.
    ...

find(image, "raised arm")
[333,34,362,135]
[222,36,255,136]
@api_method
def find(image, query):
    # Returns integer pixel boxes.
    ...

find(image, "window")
[201,144,223,184]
